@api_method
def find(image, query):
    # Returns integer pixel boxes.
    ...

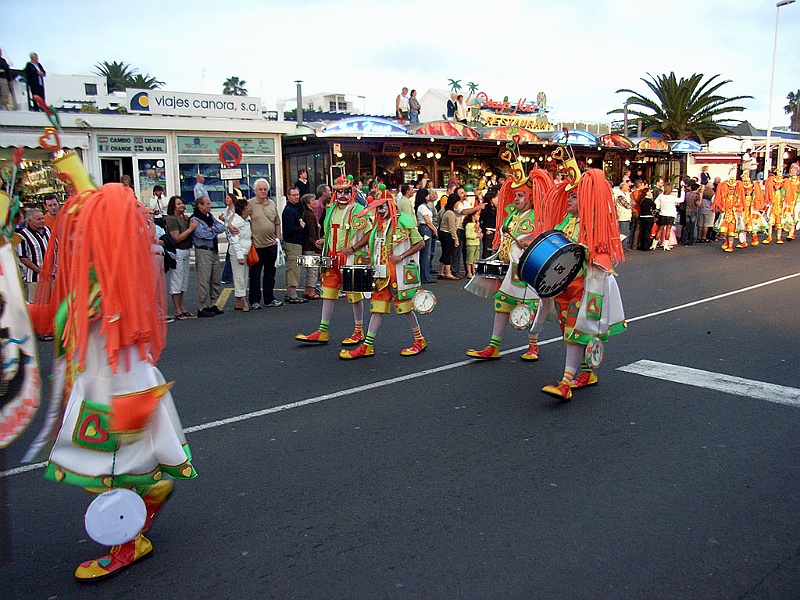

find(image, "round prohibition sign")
[219,141,243,167]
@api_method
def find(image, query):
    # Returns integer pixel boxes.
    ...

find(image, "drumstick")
[502,227,528,250]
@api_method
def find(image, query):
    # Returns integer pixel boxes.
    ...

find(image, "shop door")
[135,157,168,203]
[101,157,133,185]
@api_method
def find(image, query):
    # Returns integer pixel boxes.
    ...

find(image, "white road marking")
[618,360,800,407]
[3,271,799,479]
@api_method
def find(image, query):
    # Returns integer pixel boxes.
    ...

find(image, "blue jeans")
[618,221,630,245]
[682,213,698,245]
[418,224,436,283]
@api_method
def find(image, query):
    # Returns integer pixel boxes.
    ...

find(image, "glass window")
[85,83,98,96]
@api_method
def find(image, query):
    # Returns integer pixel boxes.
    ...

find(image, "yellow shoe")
[541,382,572,401]
[723,246,733,252]
[466,345,501,360]
[776,238,784,244]
[751,238,759,246]
[400,339,427,356]
[520,342,539,361]
[763,236,772,244]
[339,344,374,360]
[341,330,363,346]
[570,371,598,389]
[295,330,329,344]
[74,534,152,581]
[736,242,747,248]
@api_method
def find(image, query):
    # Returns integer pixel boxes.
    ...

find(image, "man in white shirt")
[193,174,208,201]
[614,181,632,249]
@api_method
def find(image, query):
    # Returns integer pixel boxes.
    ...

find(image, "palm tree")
[222,76,248,96]
[94,60,138,93]
[609,72,752,142]
[785,90,800,132]
[466,81,479,99]
[128,73,164,90]
[447,79,462,94]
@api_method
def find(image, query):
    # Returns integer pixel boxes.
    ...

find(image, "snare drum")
[296,255,334,268]
[341,265,374,292]
[517,230,585,298]
[475,259,509,279]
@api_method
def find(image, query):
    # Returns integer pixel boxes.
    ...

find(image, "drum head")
[518,230,585,298]
[509,303,533,330]
[85,488,147,546]
[412,290,437,314]
[584,337,604,368]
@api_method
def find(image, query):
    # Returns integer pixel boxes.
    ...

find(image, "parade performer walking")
[466,162,553,361]
[539,167,626,401]
[712,171,740,252]
[28,147,196,581]
[763,171,792,244]
[787,165,800,240]
[296,174,370,345]
[734,171,765,248]
[339,185,427,359]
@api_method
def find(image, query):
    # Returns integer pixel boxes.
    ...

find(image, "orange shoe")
[74,534,152,581]
[466,345,501,360]
[736,242,747,248]
[520,342,539,361]
[723,246,733,252]
[339,344,374,360]
[541,382,572,401]
[721,241,729,250]
[295,330,329,344]
[570,371,598,389]
[341,330,364,346]
[763,236,772,244]
[776,238,784,244]
[401,338,427,356]
[751,238,759,246]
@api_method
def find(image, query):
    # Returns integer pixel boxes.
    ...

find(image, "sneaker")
[250,303,263,310]
[339,344,374,360]
[197,307,216,318]
[265,299,283,307]
[400,338,427,356]
[541,382,572,401]
[295,330,329,344]
[570,371,598,389]
[466,345,501,360]
[210,306,224,315]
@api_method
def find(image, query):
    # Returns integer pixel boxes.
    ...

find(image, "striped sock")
[560,367,576,385]
[412,327,424,342]
[364,331,376,347]
[352,323,363,336]
[489,336,501,349]
[319,320,330,333]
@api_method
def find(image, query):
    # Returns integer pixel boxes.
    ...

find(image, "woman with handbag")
[228,199,252,311]
[165,196,198,319]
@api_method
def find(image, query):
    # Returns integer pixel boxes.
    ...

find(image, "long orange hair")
[31,184,166,372]
[493,167,554,246]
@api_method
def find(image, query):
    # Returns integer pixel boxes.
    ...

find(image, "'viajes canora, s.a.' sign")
[127,89,262,120]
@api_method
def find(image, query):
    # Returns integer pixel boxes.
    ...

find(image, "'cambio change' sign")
[127,89,262,120]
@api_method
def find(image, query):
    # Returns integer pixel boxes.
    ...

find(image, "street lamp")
[764,0,795,176]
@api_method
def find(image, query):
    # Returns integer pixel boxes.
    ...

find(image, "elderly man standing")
[24,52,46,110]
[282,186,307,304]
[17,208,51,305]
[190,196,226,317]
[248,178,282,308]
[193,173,208,201]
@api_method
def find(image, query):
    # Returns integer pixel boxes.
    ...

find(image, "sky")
[3,0,799,130]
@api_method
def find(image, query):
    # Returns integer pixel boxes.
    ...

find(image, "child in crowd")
[464,211,482,277]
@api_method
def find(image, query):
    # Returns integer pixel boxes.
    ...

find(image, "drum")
[341,265,374,292]
[412,289,436,314]
[297,255,334,268]
[517,230,585,298]
[475,259,509,279]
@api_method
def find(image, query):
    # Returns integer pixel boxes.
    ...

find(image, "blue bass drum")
[517,230,585,297]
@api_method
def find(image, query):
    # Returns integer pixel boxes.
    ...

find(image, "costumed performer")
[734,171,765,247]
[28,150,196,581]
[763,170,791,244]
[339,185,427,359]
[296,174,371,345]
[788,164,800,240]
[466,162,553,361]
[540,167,627,401]
[711,170,740,252]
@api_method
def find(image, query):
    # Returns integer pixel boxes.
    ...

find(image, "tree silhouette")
[129,73,164,90]
[609,72,751,142]
[223,76,248,96]
[95,61,164,92]
[784,90,800,132]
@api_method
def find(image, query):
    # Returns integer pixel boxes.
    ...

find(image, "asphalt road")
[2,239,800,599]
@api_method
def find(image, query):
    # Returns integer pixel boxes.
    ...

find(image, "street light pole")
[764,0,795,176]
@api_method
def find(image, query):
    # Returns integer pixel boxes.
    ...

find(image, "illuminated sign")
[552,130,598,146]
[480,111,554,131]
[321,117,408,136]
